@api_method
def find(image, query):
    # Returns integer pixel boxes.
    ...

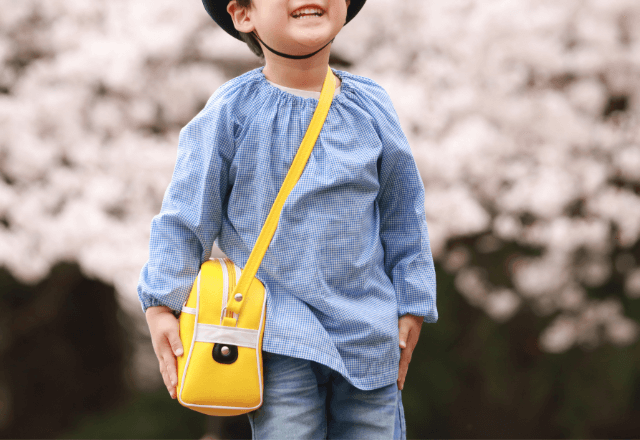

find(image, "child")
[138,0,437,438]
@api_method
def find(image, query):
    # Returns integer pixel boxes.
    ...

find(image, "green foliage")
[60,389,207,439]
[403,264,640,439]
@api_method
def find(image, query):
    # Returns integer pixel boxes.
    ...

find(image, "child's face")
[230,0,350,56]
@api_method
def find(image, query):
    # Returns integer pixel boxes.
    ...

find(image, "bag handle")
[221,66,336,327]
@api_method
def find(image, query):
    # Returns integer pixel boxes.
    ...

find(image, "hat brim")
[202,0,367,41]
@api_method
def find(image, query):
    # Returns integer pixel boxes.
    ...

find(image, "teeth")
[292,7,324,18]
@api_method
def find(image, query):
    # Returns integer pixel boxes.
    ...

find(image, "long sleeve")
[136,67,436,390]
[374,92,438,323]
[137,95,236,313]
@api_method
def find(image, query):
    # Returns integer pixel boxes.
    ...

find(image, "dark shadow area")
[404,264,640,439]
[0,263,131,438]
[603,94,629,119]
[2,261,640,439]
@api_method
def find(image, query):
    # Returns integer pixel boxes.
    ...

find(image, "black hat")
[202,0,367,41]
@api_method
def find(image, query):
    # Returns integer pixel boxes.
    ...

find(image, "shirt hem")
[262,336,399,391]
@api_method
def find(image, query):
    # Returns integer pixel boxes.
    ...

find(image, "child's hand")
[145,306,184,399]
[397,314,423,391]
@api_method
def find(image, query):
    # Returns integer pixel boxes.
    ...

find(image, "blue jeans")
[247,352,406,439]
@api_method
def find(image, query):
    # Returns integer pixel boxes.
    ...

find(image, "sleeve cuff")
[398,308,438,323]
[139,296,181,315]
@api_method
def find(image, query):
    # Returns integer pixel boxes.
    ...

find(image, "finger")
[162,352,178,396]
[162,368,176,399]
[397,371,406,390]
[156,337,177,397]
[399,345,412,369]
[157,328,179,383]
[406,327,420,351]
[398,321,411,349]
[398,340,414,388]
[164,350,179,388]
[166,336,181,399]
[168,328,184,357]
[397,349,409,390]
[158,359,174,397]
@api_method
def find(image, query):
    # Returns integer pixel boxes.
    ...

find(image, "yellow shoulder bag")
[176,67,336,416]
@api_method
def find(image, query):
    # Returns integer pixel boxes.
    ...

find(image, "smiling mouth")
[291,6,325,19]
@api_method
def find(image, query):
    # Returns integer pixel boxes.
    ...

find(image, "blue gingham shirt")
[138,67,437,390]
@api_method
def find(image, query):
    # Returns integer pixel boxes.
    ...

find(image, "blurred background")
[1,0,640,438]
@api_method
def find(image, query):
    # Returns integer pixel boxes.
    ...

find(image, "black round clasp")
[212,343,238,364]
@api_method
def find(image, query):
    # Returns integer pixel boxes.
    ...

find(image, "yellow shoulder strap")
[222,66,336,324]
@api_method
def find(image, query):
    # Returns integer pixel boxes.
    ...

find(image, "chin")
[297,38,330,50]
[294,29,337,49]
